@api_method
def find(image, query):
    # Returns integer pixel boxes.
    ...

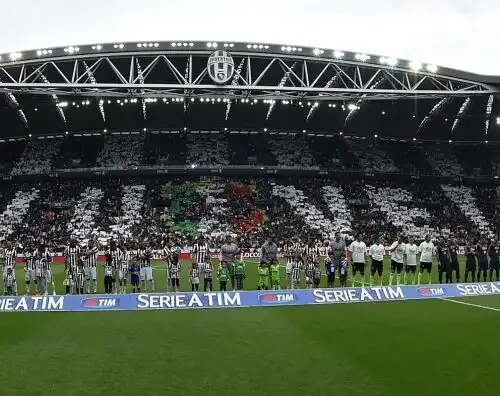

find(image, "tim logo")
[207,50,235,84]
[259,293,297,304]
[81,298,120,309]
[417,287,445,296]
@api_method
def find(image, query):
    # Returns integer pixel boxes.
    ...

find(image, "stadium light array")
[9,52,22,61]
[113,44,124,49]
[426,64,438,73]
[355,53,370,62]
[313,48,325,56]
[409,61,422,71]
[171,42,194,47]
[91,45,102,50]
[333,50,345,59]
[280,46,301,52]
[380,56,397,66]
[206,42,218,48]
[137,42,159,48]
[347,103,357,111]
[223,43,235,48]
[36,49,53,56]
[64,46,80,54]
[497,117,500,125]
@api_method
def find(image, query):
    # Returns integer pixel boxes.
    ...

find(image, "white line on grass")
[441,298,500,312]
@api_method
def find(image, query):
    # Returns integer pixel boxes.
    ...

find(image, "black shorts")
[405,265,417,273]
[327,274,335,283]
[227,263,235,276]
[451,260,460,270]
[352,262,365,274]
[371,260,383,275]
[391,260,403,273]
[478,261,488,270]
[490,261,499,270]
[170,278,180,287]
[420,262,432,273]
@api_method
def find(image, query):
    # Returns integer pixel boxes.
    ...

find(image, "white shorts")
[140,267,153,281]
[45,270,53,283]
[85,267,97,280]
[190,276,200,285]
[118,269,128,280]
[25,270,36,282]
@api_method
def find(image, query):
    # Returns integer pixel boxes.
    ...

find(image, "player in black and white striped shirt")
[109,240,123,294]
[24,245,37,294]
[304,242,321,264]
[193,236,210,265]
[34,243,55,295]
[162,241,172,291]
[119,245,132,294]
[202,260,213,292]
[138,242,154,292]
[168,253,181,292]
[84,239,99,294]
[3,242,18,295]
[64,240,81,272]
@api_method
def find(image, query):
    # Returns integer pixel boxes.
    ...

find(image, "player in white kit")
[349,236,367,287]
[418,235,435,284]
[3,242,18,295]
[404,237,418,285]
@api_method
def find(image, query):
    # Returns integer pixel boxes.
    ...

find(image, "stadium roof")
[0,40,499,143]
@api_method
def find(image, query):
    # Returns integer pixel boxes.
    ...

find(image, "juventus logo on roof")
[207,50,235,85]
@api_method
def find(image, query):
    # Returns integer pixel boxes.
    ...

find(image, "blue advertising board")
[0,282,499,312]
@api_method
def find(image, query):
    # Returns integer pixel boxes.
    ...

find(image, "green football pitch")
[1,258,500,396]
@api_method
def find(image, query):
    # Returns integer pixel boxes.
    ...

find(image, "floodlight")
[347,103,357,111]
[333,50,344,59]
[264,128,268,132]
[189,43,194,47]
[413,137,416,141]
[137,43,142,47]
[9,52,22,61]
[253,44,258,49]
[313,48,324,56]
[355,53,370,62]
[182,43,187,47]
[37,50,42,56]
[386,57,398,66]
[247,44,252,49]
[171,43,176,47]
[281,46,285,51]
[448,139,452,143]
[426,64,438,73]
[258,45,263,49]
[381,111,385,115]
[143,128,147,132]
[286,46,292,52]
[409,61,422,71]
[374,134,378,138]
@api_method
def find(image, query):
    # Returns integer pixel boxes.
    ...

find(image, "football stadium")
[2,3,500,395]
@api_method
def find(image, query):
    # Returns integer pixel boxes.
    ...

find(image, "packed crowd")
[2,133,500,177]
[0,177,498,252]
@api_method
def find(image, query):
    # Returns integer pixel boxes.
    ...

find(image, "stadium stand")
[11,139,61,175]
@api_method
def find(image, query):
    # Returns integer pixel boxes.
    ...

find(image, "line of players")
[339,234,500,286]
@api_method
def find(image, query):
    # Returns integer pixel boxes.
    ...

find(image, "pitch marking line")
[441,298,500,312]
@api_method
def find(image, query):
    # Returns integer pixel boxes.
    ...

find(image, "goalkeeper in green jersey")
[218,261,230,292]
[234,258,246,290]
[269,259,281,290]
[257,261,269,290]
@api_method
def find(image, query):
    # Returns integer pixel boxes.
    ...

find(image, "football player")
[75,258,85,295]
[169,252,181,292]
[24,244,37,294]
[138,242,154,292]
[3,241,18,295]
[189,262,200,291]
[84,239,99,294]
[118,244,131,294]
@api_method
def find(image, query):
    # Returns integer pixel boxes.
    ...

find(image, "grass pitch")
[1,258,500,396]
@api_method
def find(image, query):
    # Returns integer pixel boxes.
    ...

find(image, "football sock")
[403,273,407,284]
[151,280,155,292]
[369,275,374,285]
[396,274,401,285]
[389,273,394,285]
